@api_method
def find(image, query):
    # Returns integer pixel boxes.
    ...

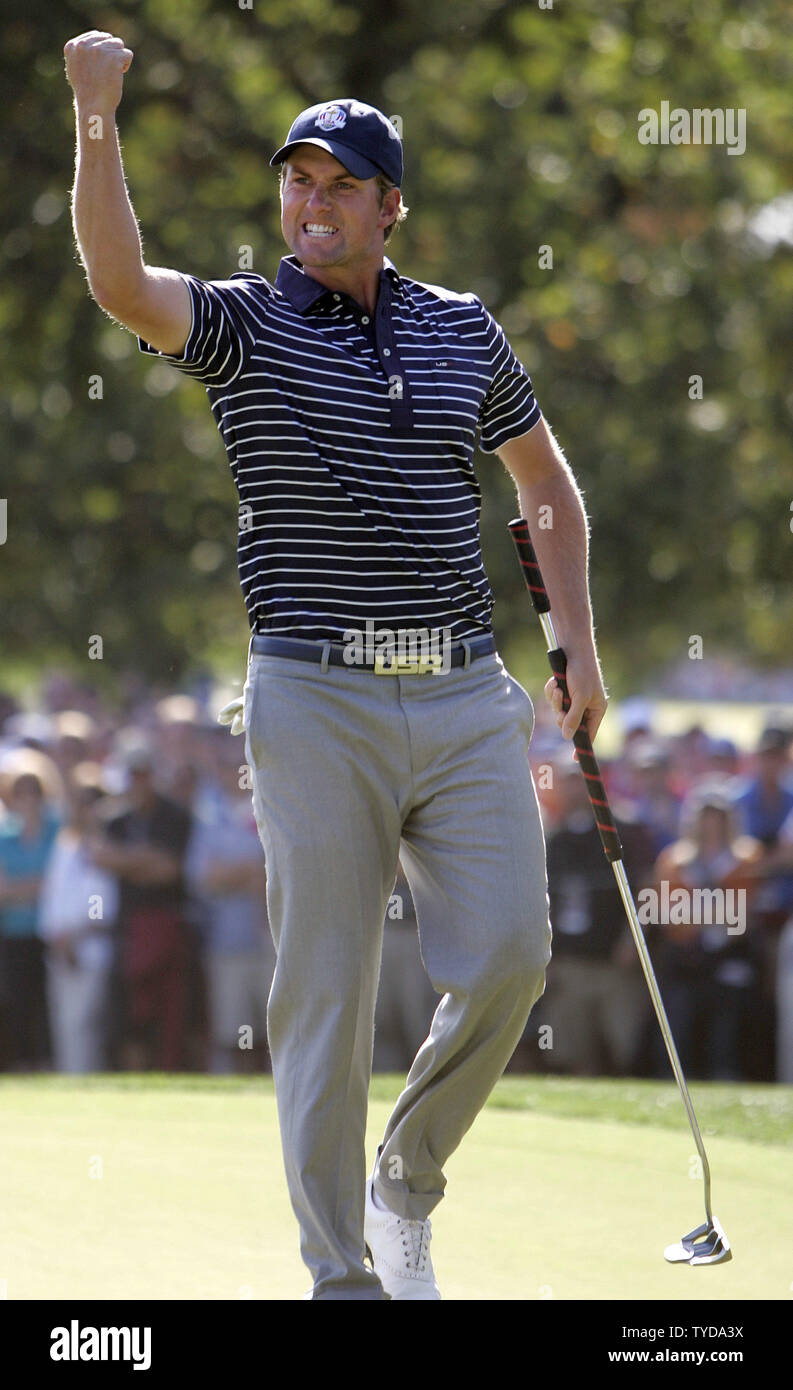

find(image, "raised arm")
[64,29,192,355]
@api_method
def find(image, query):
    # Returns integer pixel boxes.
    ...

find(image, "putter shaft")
[509,516,715,1226]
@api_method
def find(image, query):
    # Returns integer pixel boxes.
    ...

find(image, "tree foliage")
[2,0,792,696]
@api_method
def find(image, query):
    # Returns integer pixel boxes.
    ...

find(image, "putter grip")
[546,647,623,862]
[507,516,551,613]
[509,516,623,863]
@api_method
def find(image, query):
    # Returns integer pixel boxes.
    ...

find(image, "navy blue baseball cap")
[270,99,403,185]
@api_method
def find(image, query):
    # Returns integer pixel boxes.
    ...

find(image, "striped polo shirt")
[138,254,541,642]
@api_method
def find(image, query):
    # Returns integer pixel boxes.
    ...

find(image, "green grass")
[465,1074,793,1147]
[14,1071,793,1144]
[2,1073,791,1300]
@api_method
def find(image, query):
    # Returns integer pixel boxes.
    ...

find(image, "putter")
[509,516,732,1267]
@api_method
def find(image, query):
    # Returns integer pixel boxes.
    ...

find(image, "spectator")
[38,764,118,1072]
[652,780,763,1081]
[625,738,683,856]
[0,690,21,733]
[90,735,194,1071]
[733,725,793,929]
[2,711,55,752]
[0,765,61,1069]
[153,695,205,809]
[778,917,793,1084]
[745,806,793,1083]
[730,725,793,1078]
[373,863,437,1073]
[704,736,741,782]
[185,733,273,1074]
[604,700,654,803]
[671,724,712,785]
[529,761,656,1077]
[51,710,99,780]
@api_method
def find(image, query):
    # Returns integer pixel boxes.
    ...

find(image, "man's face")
[695,805,730,846]
[69,787,103,832]
[758,748,787,784]
[127,765,154,808]
[635,761,669,795]
[556,768,591,819]
[10,775,43,819]
[280,145,396,268]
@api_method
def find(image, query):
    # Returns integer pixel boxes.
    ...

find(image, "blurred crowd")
[522,711,793,1085]
[1,671,792,1084]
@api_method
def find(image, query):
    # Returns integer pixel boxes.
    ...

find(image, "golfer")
[65,31,608,1300]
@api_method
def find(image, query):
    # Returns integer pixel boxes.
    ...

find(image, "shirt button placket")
[375,292,411,431]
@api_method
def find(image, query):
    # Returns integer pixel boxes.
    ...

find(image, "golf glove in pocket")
[217,695,246,736]
[218,660,255,736]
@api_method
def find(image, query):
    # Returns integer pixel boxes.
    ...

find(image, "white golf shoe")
[364,1163,441,1301]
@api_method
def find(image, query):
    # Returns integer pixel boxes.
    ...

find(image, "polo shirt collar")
[275,254,402,314]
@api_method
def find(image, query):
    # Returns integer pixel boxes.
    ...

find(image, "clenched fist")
[64,30,134,111]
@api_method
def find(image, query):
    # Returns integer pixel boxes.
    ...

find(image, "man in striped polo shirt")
[66,31,608,1300]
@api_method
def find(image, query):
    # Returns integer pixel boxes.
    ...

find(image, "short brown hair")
[374,172,409,244]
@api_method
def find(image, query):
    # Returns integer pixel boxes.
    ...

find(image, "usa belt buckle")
[373,649,443,675]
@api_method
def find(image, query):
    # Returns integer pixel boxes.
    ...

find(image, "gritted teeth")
[304,222,339,235]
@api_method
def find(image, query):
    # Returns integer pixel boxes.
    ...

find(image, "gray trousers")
[243,646,552,1300]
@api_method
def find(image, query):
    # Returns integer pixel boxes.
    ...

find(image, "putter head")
[664,1216,732,1266]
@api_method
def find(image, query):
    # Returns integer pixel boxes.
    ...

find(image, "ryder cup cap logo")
[315,104,347,133]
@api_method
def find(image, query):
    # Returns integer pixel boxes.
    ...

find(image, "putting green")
[2,1076,789,1300]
